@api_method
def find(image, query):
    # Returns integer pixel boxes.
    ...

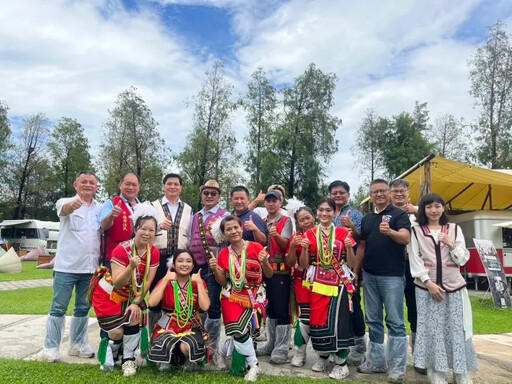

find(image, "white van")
[0,220,60,254]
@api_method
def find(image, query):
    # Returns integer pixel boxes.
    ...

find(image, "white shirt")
[54,195,102,274]
[161,197,182,221]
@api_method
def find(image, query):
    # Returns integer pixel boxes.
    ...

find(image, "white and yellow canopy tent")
[361,154,512,211]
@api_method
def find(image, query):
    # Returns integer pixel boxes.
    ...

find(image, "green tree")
[177,60,239,210]
[9,113,51,219]
[353,107,386,182]
[271,63,341,206]
[468,20,512,169]
[380,102,435,178]
[432,114,470,161]
[48,117,93,199]
[244,67,278,193]
[98,87,167,201]
[0,101,13,220]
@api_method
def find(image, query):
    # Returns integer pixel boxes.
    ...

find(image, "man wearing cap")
[257,190,293,364]
[149,173,193,330]
[188,179,229,368]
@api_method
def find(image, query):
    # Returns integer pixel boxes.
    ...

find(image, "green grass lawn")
[0,261,53,282]
[0,359,366,384]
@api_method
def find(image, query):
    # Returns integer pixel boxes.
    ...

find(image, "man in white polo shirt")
[38,171,103,362]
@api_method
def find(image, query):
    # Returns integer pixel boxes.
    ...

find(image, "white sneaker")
[329,364,349,380]
[311,356,328,372]
[158,362,171,371]
[453,373,472,384]
[35,347,60,363]
[122,360,137,377]
[428,369,448,384]
[69,344,95,358]
[291,345,307,367]
[244,364,261,382]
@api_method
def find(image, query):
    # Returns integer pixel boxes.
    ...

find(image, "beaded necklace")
[172,278,194,329]
[228,241,247,291]
[129,242,151,304]
[316,225,334,268]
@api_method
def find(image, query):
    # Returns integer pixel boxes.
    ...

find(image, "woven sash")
[162,201,184,256]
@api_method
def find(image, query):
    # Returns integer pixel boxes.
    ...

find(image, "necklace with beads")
[172,277,194,328]
[228,241,247,291]
[316,224,334,268]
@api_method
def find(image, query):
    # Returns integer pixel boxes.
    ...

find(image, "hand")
[437,233,454,249]
[209,257,218,270]
[340,210,353,229]
[404,199,417,215]
[244,215,257,232]
[268,226,278,238]
[344,237,353,249]
[256,190,265,204]
[191,269,203,284]
[165,270,176,282]
[111,200,122,218]
[126,303,141,325]
[70,195,84,211]
[352,273,359,286]
[379,216,391,235]
[129,256,141,269]
[258,249,270,264]
[290,233,302,248]
[300,237,309,249]
[160,214,173,231]
[426,280,445,302]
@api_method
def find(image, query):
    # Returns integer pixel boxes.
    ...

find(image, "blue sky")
[1,0,511,193]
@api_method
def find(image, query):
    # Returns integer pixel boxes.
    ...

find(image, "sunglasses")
[202,191,218,197]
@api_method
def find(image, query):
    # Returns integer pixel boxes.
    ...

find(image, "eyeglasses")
[330,191,347,196]
[370,189,389,195]
[202,191,218,197]
[390,189,408,194]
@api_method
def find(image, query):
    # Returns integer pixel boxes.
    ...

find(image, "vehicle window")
[503,228,512,248]
[0,228,12,238]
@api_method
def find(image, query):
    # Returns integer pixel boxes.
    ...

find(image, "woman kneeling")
[148,249,210,370]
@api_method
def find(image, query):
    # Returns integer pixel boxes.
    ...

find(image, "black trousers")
[404,258,417,333]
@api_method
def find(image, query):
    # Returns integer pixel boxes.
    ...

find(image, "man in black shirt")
[355,179,410,384]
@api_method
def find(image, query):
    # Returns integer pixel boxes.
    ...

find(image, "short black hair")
[230,185,250,198]
[294,206,315,230]
[220,215,242,233]
[75,171,99,182]
[389,179,410,189]
[163,173,183,186]
[370,178,388,187]
[328,180,350,193]
[317,197,336,212]
[416,193,449,226]
[119,172,140,185]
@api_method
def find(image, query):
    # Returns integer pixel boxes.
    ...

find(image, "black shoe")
[414,366,427,375]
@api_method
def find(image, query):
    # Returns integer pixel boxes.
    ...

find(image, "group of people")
[36,171,478,384]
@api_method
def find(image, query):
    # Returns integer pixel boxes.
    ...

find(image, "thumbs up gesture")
[404,199,418,214]
[192,268,203,283]
[111,200,122,218]
[160,213,173,231]
[244,215,257,232]
[71,195,84,211]
[379,216,391,235]
[340,209,353,229]
[258,248,270,264]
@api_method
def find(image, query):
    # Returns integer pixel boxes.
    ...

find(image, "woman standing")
[147,250,210,370]
[300,198,356,380]
[88,202,159,376]
[286,207,316,367]
[209,215,273,382]
[408,194,477,384]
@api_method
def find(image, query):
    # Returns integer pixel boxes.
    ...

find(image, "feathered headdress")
[131,201,158,225]
[284,197,305,219]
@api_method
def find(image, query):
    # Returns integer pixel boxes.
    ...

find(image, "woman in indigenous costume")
[407,194,477,384]
[286,206,316,367]
[209,215,273,382]
[300,198,356,380]
[148,249,210,370]
[88,202,159,376]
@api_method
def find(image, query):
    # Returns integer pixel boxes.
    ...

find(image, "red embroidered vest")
[105,196,133,261]
[267,216,291,273]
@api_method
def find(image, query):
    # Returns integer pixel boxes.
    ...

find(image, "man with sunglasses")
[188,179,229,369]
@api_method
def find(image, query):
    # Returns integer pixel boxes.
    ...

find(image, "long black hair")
[416,193,449,226]
[317,198,336,212]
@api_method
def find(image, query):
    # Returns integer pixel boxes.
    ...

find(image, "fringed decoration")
[294,324,305,347]
[97,337,109,366]
[228,293,251,308]
[86,266,109,305]
[140,326,150,355]
[229,349,247,376]
[311,282,338,297]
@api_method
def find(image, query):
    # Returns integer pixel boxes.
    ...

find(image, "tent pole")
[446,183,474,205]
[420,160,432,199]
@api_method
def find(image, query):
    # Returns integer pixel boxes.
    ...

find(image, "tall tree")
[48,117,93,199]
[380,102,435,178]
[11,113,51,219]
[244,67,278,192]
[271,63,341,206]
[468,20,512,168]
[98,87,167,201]
[431,114,469,161]
[177,60,238,210]
[0,101,13,220]
[353,107,385,182]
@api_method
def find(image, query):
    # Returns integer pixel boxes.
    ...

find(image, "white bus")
[0,220,60,254]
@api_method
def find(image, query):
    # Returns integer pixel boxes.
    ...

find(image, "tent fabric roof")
[405,157,512,210]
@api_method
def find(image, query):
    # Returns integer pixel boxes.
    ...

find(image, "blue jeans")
[363,271,406,343]
[49,271,93,317]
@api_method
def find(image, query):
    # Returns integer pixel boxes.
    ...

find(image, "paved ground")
[1,278,511,382]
